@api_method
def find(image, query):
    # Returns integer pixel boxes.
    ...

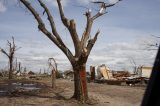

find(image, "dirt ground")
[0,78,146,106]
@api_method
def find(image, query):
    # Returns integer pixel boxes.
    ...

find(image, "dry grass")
[0,78,145,106]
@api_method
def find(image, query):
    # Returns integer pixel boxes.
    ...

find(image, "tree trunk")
[90,66,95,82]
[72,63,88,102]
[52,69,56,88]
[9,58,13,79]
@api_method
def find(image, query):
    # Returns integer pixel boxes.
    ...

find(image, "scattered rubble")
[90,64,152,86]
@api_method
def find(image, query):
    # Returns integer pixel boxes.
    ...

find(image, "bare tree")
[0,37,20,79]
[48,57,57,88]
[19,0,121,102]
[13,58,21,75]
[129,57,137,74]
[15,62,22,75]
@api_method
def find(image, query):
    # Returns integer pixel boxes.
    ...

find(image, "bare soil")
[0,78,145,106]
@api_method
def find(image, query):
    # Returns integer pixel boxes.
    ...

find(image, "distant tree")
[15,62,22,75]
[0,37,20,79]
[48,57,57,88]
[19,0,122,102]
[13,58,21,76]
[39,68,42,74]
[129,57,137,74]
[14,58,18,73]
[24,67,27,73]
[22,67,27,77]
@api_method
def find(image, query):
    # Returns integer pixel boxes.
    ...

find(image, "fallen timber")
[94,77,148,86]
[94,79,126,85]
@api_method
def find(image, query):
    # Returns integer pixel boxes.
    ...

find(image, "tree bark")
[52,69,56,88]
[90,66,95,82]
[72,63,88,102]
[9,58,13,79]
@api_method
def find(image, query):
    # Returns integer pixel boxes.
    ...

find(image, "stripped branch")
[91,12,107,21]
[20,0,74,62]
[48,57,57,71]
[38,0,64,45]
[81,11,93,49]
[81,9,105,56]
[86,30,100,56]
[57,0,70,27]
[151,35,160,38]
[57,0,80,56]
[0,48,9,58]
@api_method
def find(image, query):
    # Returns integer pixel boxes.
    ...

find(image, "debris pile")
[112,71,130,80]
[90,64,152,86]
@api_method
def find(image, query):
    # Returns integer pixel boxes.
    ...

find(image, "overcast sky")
[0,0,160,72]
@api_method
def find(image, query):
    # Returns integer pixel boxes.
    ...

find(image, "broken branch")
[20,0,74,62]
[57,0,80,56]
[86,30,100,55]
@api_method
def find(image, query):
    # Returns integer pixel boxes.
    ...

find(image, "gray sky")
[0,0,159,72]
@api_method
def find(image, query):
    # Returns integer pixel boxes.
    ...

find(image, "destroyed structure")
[97,64,114,80]
[93,64,152,86]
[136,66,152,78]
